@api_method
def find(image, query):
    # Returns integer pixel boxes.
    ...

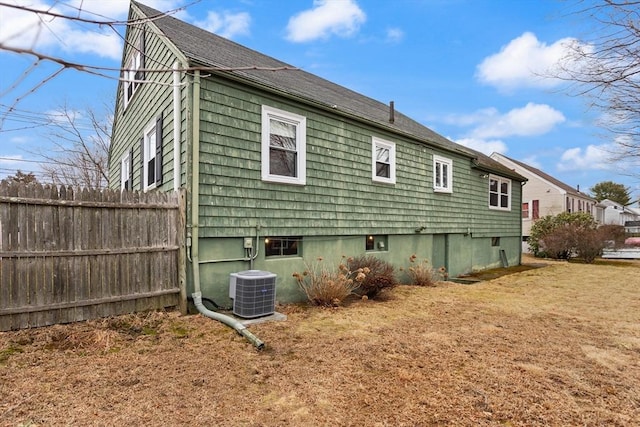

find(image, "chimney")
[389,101,395,124]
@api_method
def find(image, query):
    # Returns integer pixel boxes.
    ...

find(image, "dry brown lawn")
[1,256,639,426]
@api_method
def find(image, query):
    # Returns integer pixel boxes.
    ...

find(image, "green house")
[109,1,526,306]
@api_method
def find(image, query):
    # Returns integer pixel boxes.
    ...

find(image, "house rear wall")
[194,76,522,303]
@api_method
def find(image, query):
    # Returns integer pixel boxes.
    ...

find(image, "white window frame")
[371,137,396,184]
[123,33,143,108]
[121,152,131,190]
[261,105,306,185]
[143,119,157,191]
[489,175,511,211]
[433,155,453,193]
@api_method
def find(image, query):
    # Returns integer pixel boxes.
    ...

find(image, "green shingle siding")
[196,76,522,239]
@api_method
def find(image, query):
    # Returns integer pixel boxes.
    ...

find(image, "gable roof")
[133,1,524,181]
[491,153,595,201]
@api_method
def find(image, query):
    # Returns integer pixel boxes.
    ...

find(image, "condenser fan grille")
[230,271,277,318]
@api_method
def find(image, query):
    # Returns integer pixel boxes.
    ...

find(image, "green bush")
[293,257,367,306]
[346,255,396,298]
[529,212,606,263]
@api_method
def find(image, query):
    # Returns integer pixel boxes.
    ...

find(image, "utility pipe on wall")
[189,70,264,350]
[172,62,181,191]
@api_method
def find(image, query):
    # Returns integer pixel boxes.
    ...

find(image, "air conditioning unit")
[229,270,277,318]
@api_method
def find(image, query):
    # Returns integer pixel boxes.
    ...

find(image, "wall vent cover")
[229,270,277,318]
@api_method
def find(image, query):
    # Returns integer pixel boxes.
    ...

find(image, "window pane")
[270,148,297,177]
[376,162,390,178]
[269,119,296,143]
[490,193,498,206]
[442,163,448,187]
[501,194,509,208]
[489,179,498,192]
[147,158,155,185]
[376,146,389,163]
[500,181,509,195]
[435,163,441,187]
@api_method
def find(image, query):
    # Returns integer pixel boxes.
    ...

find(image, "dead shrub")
[598,224,626,249]
[402,254,447,286]
[346,255,397,298]
[293,257,368,306]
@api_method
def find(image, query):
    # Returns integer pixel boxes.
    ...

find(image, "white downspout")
[189,70,264,350]
[173,62,181,191]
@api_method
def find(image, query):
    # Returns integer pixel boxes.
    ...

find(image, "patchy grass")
[1,258,639,426]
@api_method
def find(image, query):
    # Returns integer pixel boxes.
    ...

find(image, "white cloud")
[476,32,583,91]
[0,0,124,59]
[557,144,613,171]
[470,103,565,139]
[454,137,507,155]
[286,0,366,43]
[194,10,251,39]
[442,107,499,127]
[443,103,565,140]
[385,27,404,43]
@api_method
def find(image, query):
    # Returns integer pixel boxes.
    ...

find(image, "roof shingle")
[133,1,524,181]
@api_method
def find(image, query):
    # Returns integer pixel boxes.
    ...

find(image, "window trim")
[265,236,302,258]
[433,155,453,193]
[489,175,512,211]
[371,137,396,184]
[261,105,307,185]
[123,31,145,109]
[121,150,132,190]
[142,116,163,191]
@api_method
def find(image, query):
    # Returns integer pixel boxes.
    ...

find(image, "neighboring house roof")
[490,153,594,201]
[132,1,524,182]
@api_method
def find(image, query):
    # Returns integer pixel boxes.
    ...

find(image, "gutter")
[188,70,264,350]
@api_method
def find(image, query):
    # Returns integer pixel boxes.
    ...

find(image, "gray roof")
[133,1,524,181]
[495,153,595,200]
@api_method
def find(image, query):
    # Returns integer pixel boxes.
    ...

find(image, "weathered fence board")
[0,182,185,331]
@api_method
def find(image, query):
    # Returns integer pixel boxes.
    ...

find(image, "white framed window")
[372,137,396,184]
[123,31,145,108]
[121,151,132,190]
[489,175,511,210]
[433,155,453,193]
[142,116,163,191]
[261,105,306,185]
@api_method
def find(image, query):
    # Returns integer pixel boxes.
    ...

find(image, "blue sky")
[1,0,638,200]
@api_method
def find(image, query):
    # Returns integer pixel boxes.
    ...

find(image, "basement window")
[265,237,301,257]
[366,235,388,251]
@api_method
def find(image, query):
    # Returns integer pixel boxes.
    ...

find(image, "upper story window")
[261,106,306,185]
[372,137,396,184]
[489,175,511,210]
[123,31,145,108]
[532,200,539,219]
[121,149,132,190]
[522,202,529,219]
[142,116,163,191]
[433,155,453,193]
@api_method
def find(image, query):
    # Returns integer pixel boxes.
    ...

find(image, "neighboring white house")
[599,199,640,226]
[490,153,601,240]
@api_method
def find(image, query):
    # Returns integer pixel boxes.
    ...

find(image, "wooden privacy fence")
[0,183,186,331]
